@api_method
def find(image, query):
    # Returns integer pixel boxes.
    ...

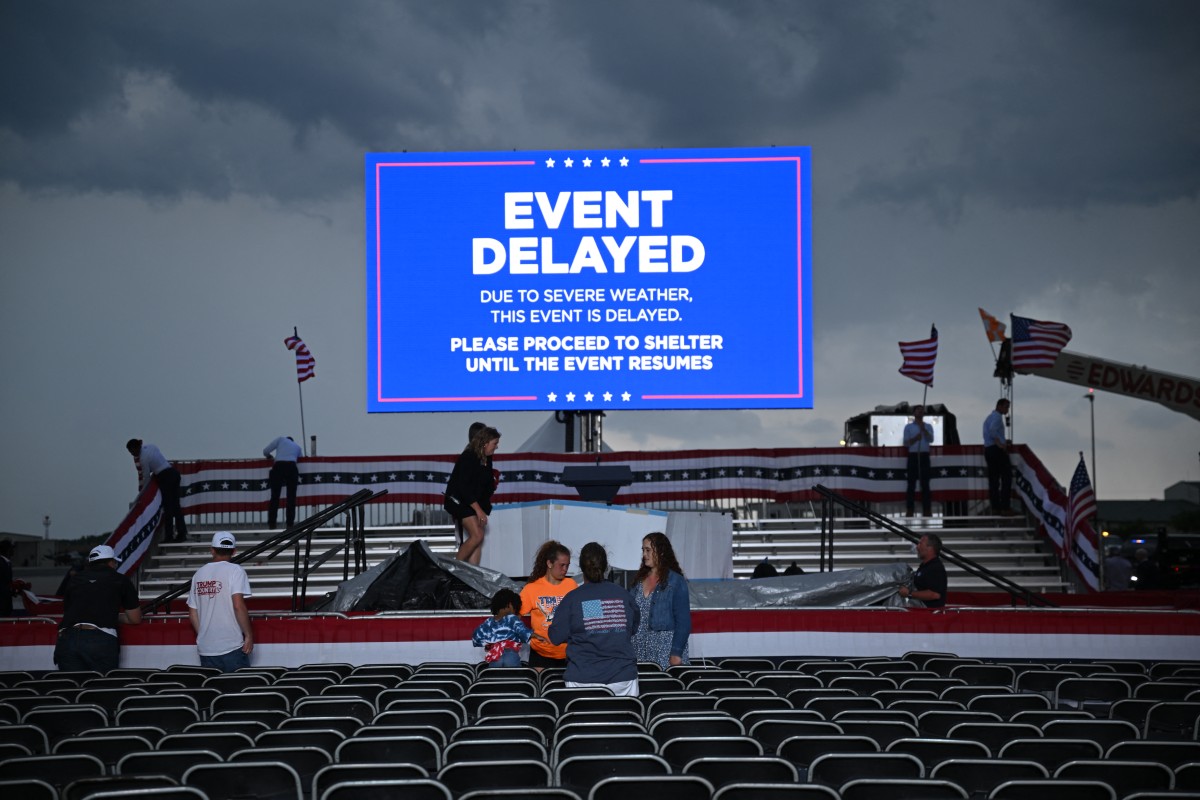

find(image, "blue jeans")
[489,649,522,668]
[55,627,119,673]
[200,647,250,673]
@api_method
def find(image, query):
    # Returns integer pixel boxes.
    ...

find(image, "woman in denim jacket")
[631,532,691,667]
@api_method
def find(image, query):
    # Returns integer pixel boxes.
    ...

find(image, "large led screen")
[367,146,812,412]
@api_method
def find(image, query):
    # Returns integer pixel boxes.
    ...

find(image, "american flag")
[105,480,164,576]
[978,308,1007,343]
[285,333,315,383]
[1065,453,1097,559]
[581,598,628,633]
[898,325,938,387]
[1010,315,1071,370]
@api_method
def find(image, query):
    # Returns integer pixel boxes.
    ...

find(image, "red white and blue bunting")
[139,445,1095,589]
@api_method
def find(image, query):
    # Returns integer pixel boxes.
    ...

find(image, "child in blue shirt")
[472,588,545,667]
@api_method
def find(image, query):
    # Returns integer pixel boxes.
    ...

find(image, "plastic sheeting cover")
[316,539,522,612]
[317,540,915,611]
[689,563,914,608]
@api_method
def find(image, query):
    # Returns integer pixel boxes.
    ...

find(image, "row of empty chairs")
[1,652,1197,799]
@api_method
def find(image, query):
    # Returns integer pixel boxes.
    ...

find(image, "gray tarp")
[318,540,916,611]
[689,563,914,608]
[316,540,522,612]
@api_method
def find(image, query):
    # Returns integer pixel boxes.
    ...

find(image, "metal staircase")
[137,491,1068,605]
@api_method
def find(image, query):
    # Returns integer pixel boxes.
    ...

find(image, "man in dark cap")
[56,545,142,672]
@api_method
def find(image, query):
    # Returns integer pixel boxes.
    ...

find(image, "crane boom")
[1019,350,1200,421]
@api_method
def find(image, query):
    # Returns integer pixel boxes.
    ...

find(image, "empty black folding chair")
[886,737,989,771]
[1143,700,1200,740]
[659,735,762,769]
[555,754,672,793]
[1041,718,1139,750]
[1054,759,1174,797]
[840,778,967,800]
[117,749,221,781]
[682,756,798,789]
[230,745,331,792]
[443,739,549,765]
[930,758,1049,799]
[587,775,714,800]
[54,733,154,770]
[1106,739,1200,769]
[22,704,109,745]
[996,737,1103,772]
[987,779,1115,800]
[312,763,429,800]
[712,783,839,800]
[184,760,303,800]
[60,774,179,800]
[0,753,105,791]
[157,731,255,759]
[334,734,441,772]
[649,713,745,746]
[437,759,551,795]
[0,724,51,755]
[317,778,451,800]
[777,734,879,771]
[551,733,658,765]
[808,752,924,788]
[451,723,545,746]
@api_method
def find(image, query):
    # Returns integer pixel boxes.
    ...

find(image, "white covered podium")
[480,500,733,580]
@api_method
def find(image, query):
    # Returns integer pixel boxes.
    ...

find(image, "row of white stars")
[546,390,632,403]
[187,465,984,492]
[545,156,630,168]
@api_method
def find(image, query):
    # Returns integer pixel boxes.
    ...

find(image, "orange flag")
[978,308,1007,343]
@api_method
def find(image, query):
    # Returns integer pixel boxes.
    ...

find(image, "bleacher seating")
[134,510,1066,604]
[0,652,1192,799]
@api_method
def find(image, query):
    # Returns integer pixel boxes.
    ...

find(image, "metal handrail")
[812,484,1056,608]
[140,488,383,614]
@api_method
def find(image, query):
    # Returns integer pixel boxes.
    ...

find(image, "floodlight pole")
[1085,389,1096,497]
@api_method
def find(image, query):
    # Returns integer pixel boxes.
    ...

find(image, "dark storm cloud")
[1,2,465,140]
[548,0,929,145]
[0,2,488,199]
[848,0,1200,217]
[0,1,933,200]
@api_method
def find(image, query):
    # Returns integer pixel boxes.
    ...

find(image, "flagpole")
[297,381,308,457]
[294,326,308,457]
[920,383,930,517]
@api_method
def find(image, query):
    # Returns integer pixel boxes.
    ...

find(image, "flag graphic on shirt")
[978,308,1007,343]
[1065,454,1097,560]
[285,334,315,382]
[1010,315,1072,370]
[581,598,628,632]
[898,325,938,387]
[535,595,562,625]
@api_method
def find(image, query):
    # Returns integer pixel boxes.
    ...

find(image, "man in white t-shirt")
[187,531,254,672]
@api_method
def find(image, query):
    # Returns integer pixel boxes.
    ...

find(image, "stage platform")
[4,606,1198,672]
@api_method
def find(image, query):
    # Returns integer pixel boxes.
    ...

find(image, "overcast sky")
[2,1,1198,539]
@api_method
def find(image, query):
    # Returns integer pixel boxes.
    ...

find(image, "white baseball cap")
[88,545,120,563]
[211,531,237,549]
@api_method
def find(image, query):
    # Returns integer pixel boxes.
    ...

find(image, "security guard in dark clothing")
[56,545,142,672]
[898,533,948,608]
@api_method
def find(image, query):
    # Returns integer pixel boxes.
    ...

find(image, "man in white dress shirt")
[126,438,188,543]
[263,435,303,530]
